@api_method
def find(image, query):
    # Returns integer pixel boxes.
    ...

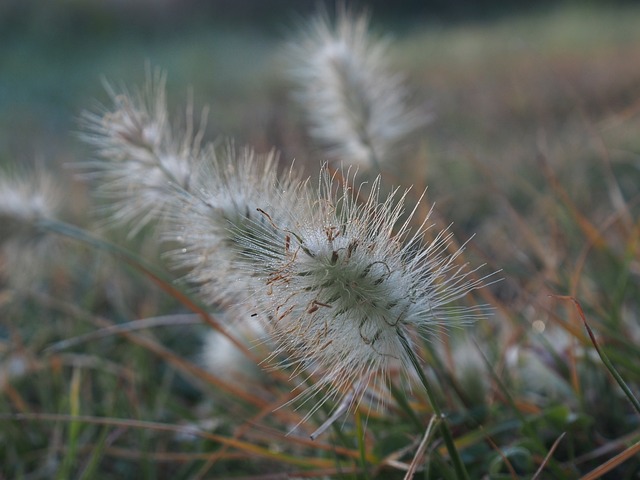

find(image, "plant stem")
[398,330,470,480]
[560,295,640,417]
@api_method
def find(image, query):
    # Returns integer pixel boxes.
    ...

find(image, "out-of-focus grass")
[2,3,640,478]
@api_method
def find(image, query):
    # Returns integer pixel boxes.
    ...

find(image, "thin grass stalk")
[538,152,606,249]
[430,452,458,480]
[44,315,201,352]
[33,289,275,410]
[532,432,566,480]
[309,396,352,441]
[476,342,568,477]
[0,413,337,469]
[4,378,31,414]
[397,329,469,480]
[403,414,438,480]
[389,381,423,431]
[355,409,371,479]
[77,427,109,480]
[451,419,520,452]
[36,218,275,372]
[580,440,640,480]
[57,367,82,480]
[557,295,640,416]
[194,396,369,479]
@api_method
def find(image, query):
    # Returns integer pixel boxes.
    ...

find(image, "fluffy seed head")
[0,166,60,241]
[79,68,206,235]
[165,143,305,308]
[236,167,492,415]
[0,166,63,287]
[288,9,425,169]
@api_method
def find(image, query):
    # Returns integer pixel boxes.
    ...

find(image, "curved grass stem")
[556,295,640,417]
[397,330,470,480]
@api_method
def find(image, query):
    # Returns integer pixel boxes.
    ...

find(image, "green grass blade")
[56,367,82,480]
[78,427,109,480]
[558,295,640,416]
[398,329,470,480]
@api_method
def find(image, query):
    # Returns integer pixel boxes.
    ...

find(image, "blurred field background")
[2,0,640,478]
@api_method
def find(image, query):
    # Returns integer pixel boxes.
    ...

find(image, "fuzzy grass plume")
[79,67,207,235]
[0,166,64,287]
[164,143,304,308]
[76,61,492,438]
[232,167,492,418]
[287,9,425,170]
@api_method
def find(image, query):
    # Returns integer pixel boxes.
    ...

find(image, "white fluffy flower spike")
[0,166,63,287]
[0,166,60,241]
[165,143,305,308]
[237,167,491,417]
[80,67,207,235]
[288,9,425,170]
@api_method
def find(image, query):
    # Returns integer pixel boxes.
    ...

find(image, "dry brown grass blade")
[565,205,640,399]
[561,70,634,232]
[537,152,606,249]
[483,427,519,480]
[570,430,640,468]
[246,425,366,459]
[462,145,557,272]
[4,383,30,413]
[65,446,251,462]
[193,400,290,477]
[537,149,625,400]
[192,392,363,479]
[42,219,271,375]
[59,443,360,474]
[568,200,640,299]
[1,413,337,469]
[43,315,202,352]
[32,293,333,478]
[403,414,437,480]
[580,439,640,480]
[101,324,271,407]
[374,427,426,475]
[532,432,566,480]
[1,413,218,439]
[34,292,274,409]
[121,256,276,372]
[228,466,362,479]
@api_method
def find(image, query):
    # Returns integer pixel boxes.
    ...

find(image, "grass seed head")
[235,166,492,417]
[287,8,425,170]
[79,67,205,235]
[165,143,306,308]
[0,167,63,287]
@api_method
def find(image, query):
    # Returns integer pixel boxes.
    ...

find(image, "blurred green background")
[2,0,639,174]
[2,0,640,274]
